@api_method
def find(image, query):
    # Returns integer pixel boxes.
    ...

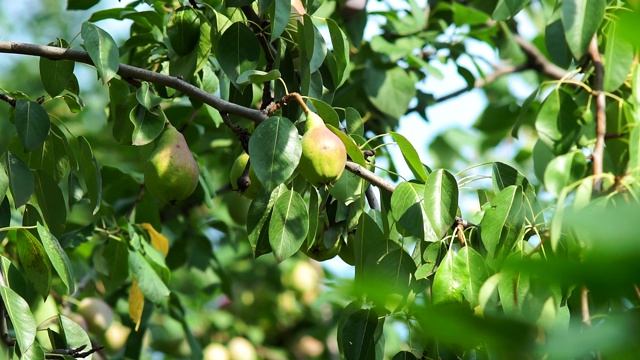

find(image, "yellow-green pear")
[144,125,199,204]
[297,111,347,186]
[230,153,262,199]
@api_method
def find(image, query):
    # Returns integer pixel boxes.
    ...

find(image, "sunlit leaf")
[269,190,309,262]
[37,224,75,295]
[81,21,119,83]
[248,117,302,192]
[561,0,605,59]
[0,285,37,354]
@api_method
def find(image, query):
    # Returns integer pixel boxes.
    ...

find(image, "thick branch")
[513,35,569,80]
[588,36,606,191]
[0,41,269,123]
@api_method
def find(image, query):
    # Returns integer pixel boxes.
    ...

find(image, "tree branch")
[345,161,396,193]
[588,36,606,191]
[513,35,570,80]
[435,35,570,103]
[0,41,269,123]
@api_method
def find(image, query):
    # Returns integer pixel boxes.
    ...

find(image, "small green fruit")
[298,111,347,186]
[144,125,199,204]
[230,153,262,199]
[167,6,201,56]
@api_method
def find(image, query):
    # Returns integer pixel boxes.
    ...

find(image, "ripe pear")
[230,153,262,199]
[298,111,347,186]
[144,125,199,204]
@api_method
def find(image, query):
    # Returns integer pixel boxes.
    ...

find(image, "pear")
[229,153,262,199]
[144,125,199,204]
[297,111,347,186]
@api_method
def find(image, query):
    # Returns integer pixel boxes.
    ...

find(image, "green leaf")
[391,182,428,239]
[81,21,120,84]
[59,315,93,357]
[480,185,525,260]
[236,69,282,85]
[326,18,350,88]
[78,136,102,215]
[93,239,130,293]
[455,246,489,307]
[217,22,261,88]
[535,88,580,154]
[629,124,640,175]
[346,108,364,137]
[561,0,605,59]
[167,6,201,56]
[248,117,302,192]
[37,224,75,295]
[545,11,573,68]
[453,2,491,25]
[424,170,458,239]
[34,170,67,236]
[0,162,8,204]
[129,250,170,304]
[307,98,340,128]
[17,229,52,299]
[0,198,9,242]
[391,132,428,182]
[15,99,51,152]
[67,0,99,10]
[364,66,416,119]
[432,250,464,304]
[135,82,162,111]
[603,19,635,92]
[326,124,366,166]
[268,190,309,262]
[270,0,290,42]
[492,0,530,21]
[129,104,165,146]
[328,168,367,204]
[0,285,37,354]
[40,55,75,97]
[300,15,327,74]
[371,248,417,298]
[5,151,34,209]
[543,150,587,197]
[341,308,379,360]
[42,124,72,182]
[498,266,530,315]
[354,212,388,292]
[247,185,286,257]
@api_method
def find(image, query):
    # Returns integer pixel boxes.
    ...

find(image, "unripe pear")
[144,125,199,204]
[298,111,347,186]
[230,153,262,199]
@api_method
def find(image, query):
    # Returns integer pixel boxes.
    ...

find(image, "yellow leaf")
[129,277,144,331]
[141,223,169,256]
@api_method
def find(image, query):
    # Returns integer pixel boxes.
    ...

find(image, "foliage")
[0,0,639,359]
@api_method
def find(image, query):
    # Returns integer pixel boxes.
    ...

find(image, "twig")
[435,35,569,103]
[581,285,592,326]
[0,41,269,123]
[588,36,606,191]
[344,161,396,193]
[45,344,104,359]
[436,64,524,103]
[0,93,16,107]
[513,35,570,80]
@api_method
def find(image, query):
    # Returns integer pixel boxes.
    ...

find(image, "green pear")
[297,111,347,186]
[230,153,262,199]
[144,125,199,204]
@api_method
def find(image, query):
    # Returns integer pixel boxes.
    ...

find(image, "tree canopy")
[1,0,640,359]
